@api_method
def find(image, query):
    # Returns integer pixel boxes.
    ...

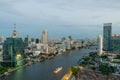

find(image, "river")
[1,46,96,80]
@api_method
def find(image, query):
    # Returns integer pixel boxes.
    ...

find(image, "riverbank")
[0,64,28,77]
[62,51,120,80]
[0,47,83,77]
[61,69,72,80]
[1,46,95,80]
[61,66,84,80]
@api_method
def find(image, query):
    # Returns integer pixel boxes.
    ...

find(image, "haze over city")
[0,0,120,38]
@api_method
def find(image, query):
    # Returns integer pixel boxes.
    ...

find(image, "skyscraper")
[103,23,112,51]
[2,27,25,67]
[41,29,48,44]
[97,35,103,55]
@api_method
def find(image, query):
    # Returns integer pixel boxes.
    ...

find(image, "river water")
[1,46,96,80]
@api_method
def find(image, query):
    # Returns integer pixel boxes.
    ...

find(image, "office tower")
[111,34,120,51]
[41,29,48,44]
[103,23,112,51]
[2,27,25,67]
[97,35,103,56]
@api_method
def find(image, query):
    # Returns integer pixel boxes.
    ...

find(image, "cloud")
[0,0,120,25]
[0,0,120,38]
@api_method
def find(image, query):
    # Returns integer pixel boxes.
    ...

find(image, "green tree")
[0,66,8,75]
[99,64,112,80]
[101,55,108,59]
[70,66,80,78]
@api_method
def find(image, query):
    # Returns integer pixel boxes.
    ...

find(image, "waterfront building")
[111,34,120,51]
[103,23,112,51]
[2,27,25,67]
[48,46,55,54]
[41,29,48,44]
[62,38,72,50]
[97,35,103,56]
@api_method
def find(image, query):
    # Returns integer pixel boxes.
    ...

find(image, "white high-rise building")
[41,29,48,44]
[97,35,103,56]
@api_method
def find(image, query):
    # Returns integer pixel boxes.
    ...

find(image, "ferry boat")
[54,67,62,74]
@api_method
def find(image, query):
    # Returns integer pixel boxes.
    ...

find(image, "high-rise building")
[41,29,48,44]
[24,35,31,47]
[103,23,112,51]
[97,35,103,56]
[111,34,120,51]
[2,27,25,67]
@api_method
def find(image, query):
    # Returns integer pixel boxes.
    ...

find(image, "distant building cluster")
[97,23,120,56]
[0,25,96,67]
[97,23,120,74]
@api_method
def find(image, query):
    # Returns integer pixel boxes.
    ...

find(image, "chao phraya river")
[1,46,96,80]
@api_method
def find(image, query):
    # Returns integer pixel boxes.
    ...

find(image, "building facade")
[97,35,103,55]
[111,34,120,51]
[2,27,25,67]
[103,23,112,51]
[41,29,48,44]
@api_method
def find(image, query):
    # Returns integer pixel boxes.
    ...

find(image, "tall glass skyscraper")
[2,27,25,67]
[103,23,112,51]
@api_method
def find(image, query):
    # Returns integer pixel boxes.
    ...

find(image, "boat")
[54,67,62,74]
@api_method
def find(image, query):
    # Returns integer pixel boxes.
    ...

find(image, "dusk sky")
[0,0,120,39]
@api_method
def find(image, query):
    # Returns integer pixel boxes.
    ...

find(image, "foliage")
[40,56,46,60]
[70,66,80,78]
[99,64,112,75]
[101,55,108,59]
[81,56,90,65]
[89,52,98,61]
[0,66,8,75]
[48,53,55,56]
[89,52,97,57]
[26,52,33,56]
[82,56,90,62]
[91,66,95,70]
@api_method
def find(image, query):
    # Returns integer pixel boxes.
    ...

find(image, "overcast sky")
[0,0,120,39]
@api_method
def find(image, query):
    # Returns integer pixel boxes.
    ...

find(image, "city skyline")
[0,0,120,38]
[1,1,120,80]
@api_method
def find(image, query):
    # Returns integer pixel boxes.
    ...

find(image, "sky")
[0,0,120,39]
